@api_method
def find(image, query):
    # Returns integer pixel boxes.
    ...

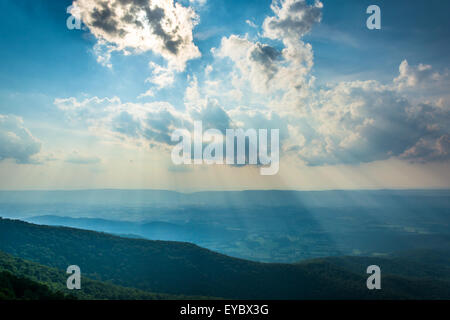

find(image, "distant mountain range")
[1,189,449,208]
[24,215,233,243]
[2,189,449,263]
[1,217,449,299]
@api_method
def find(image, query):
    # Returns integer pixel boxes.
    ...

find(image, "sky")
[0,0,449,191]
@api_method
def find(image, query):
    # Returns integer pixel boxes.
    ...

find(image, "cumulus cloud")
[213,47,450,166]
[400,135,450,163]
[289,77,450,165]
[214,34,313,96]
[183,76,232,132]
[193,99,231,132]
[214,0,319,99]
[56,61,450,166]
[228,106,289,142]
[55,96,191,147]
[61,0,449,169]
[141,104,190,145]
[394,60,444,90]
[214,35,279,93]
[74,0,201,71]
[0,115,41,164]
[262,0,323,41]
[145,62,175,88]
[56,89,286,162]
[207,0,450,166]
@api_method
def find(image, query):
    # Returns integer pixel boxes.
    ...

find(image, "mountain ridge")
[1,217,449,299]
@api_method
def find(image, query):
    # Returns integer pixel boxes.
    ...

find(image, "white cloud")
[138,89,155,99]
[74,0,201,71]
[289,76,450,165]
[183,76,231,131]
[0,115,41,164]
[394,59,444,90]
[262,0,323,41]
[55,96,191,147]
[214,1,319,100]
[205,0,450,166]
[205,64,213,76]
[145,62,175,89]
[214,34,314,97]
[61,0,449,169]
[215,35,277,93]
[56,59,450,167]
[245,20,257,28]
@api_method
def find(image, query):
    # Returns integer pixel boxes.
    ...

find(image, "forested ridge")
[1,217,449,299]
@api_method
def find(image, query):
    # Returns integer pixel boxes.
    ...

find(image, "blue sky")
[0,0,449,190]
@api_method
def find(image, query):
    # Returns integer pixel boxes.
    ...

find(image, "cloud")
[74,0,201,71]
[190,98,231,132]
[138,89,155,99]
[214,1,320,98]
[394,60,444,90]
[214,35,276,93]
[211,45,450,166]
[142,105,190,145]
[183,76,231,132]
[214,35,313,96]
[213,35,280,93]
[204,64,213,76]
[245,20,257,28]
[111,110,142,138]
[0,115,41,164]
[229,106,290,142]
[145,62,175,89]
[56,91,284,162]
[55,96,191,147]
[206,0,450,166]
[62,0,449,169]
[262,0,323,41]
[400,135,450,163]
[56,59,450,168]
[290,76,450,165]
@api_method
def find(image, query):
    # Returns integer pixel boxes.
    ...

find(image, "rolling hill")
[1,217,449,299]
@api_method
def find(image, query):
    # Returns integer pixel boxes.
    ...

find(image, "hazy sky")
[0,0,449,191]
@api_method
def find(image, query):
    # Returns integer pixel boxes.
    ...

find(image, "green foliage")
[0,250,200,300]
[0,271,72,300]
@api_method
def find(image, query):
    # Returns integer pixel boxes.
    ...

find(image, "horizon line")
[0,187,449,193]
